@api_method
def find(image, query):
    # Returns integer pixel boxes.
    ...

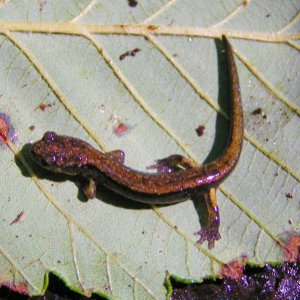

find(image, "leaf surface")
[0,1,299,299]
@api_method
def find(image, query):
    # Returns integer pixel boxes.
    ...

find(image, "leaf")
[0,1,299,298]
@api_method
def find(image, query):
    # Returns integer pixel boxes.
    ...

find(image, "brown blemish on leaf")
[147,25,159,31]
[220,255,247,280]
[119,48,141,60]
[37,102,53,111]
[196,125,205,137]
[10,211,24,225]
[1,282,28,295]
[128,0,138,7]
[251,107,262,115]
[282,234,300,262]
[251,107,267,119]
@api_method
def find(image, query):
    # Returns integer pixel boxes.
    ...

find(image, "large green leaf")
[0,1,299,298]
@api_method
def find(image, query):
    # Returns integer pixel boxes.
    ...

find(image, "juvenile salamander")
[31,35,243,248]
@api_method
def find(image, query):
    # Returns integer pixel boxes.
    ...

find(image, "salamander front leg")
[82,178,97,199]
[193,188,221,249]
[107,150,125,164]
[80,150,125,199]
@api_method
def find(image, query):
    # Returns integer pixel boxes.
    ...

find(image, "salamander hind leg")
[193,188,221,249]
[148,154,199,173]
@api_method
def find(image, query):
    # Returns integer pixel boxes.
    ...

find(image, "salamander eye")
[43,131,56,141]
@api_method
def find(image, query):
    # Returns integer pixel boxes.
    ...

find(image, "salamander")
[31,35,243,248]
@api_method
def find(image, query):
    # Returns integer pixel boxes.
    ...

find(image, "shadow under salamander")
[18,143,151,210]
[193,38,232,233]
[203,38,230,163]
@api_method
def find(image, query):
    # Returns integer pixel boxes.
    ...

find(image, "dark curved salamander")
[31,35,243,248]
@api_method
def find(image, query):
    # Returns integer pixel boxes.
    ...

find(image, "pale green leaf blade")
[0,1,299,299]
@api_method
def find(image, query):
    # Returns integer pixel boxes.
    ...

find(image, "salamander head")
[31,131,91,175]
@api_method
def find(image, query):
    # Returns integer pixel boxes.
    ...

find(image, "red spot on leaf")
[0,113,16,145]
[0,131,7,143]
[10,211,24,225]
[0,116,9,143]
[113,123,130,136]
[220,255,247,280]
